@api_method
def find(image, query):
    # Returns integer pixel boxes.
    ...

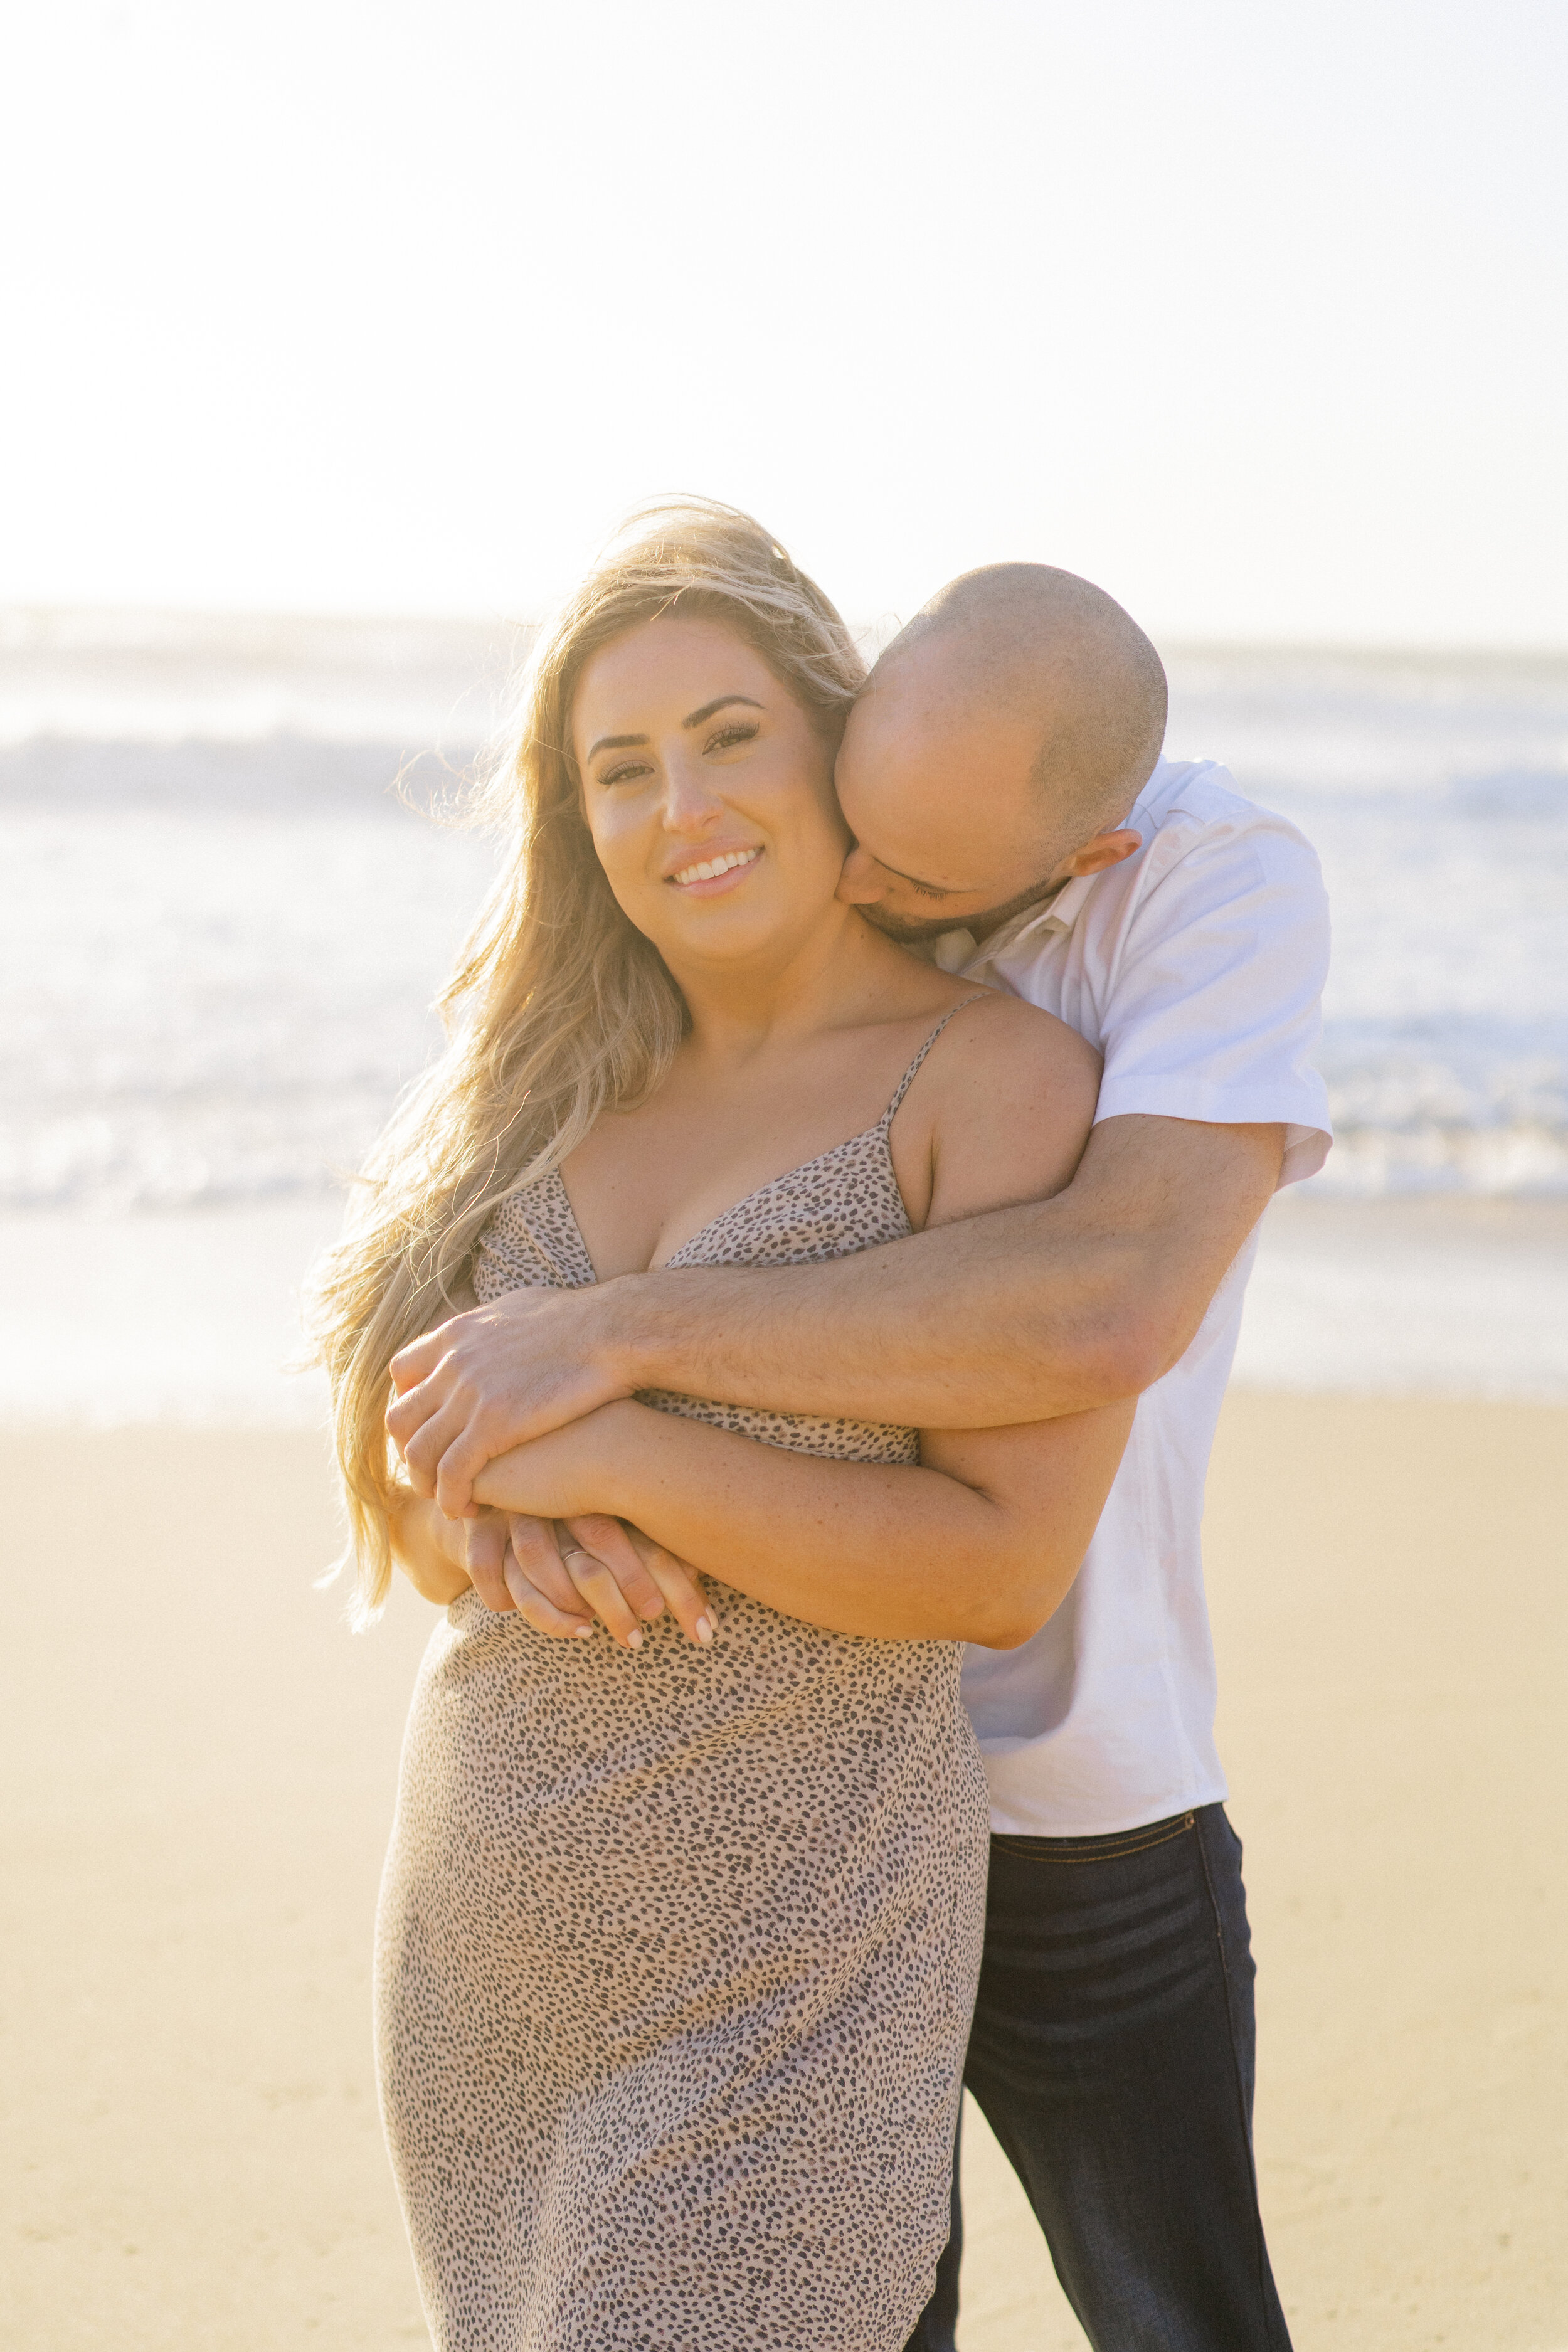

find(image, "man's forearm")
[386,1115,1283,1513]
[609,1213,1133,1429]
[605,1116,1283,1432]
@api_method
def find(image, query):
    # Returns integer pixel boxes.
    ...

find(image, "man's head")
[835,563,1168,941]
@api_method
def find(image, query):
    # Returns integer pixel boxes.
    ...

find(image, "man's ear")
[1055,827,1142,882]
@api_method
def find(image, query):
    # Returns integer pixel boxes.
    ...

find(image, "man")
[388,564,1329,2349]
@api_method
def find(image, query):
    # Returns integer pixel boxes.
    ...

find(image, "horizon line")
[4,603,1568,667]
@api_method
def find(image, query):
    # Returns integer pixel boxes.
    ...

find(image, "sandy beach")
[9,2,1567,2343]
[3,1394,1564,2351]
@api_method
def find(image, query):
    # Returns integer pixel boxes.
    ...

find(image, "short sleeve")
[1094,806,1332,1188]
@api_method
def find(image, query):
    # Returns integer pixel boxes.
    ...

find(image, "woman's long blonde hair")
[309,499,867,1614]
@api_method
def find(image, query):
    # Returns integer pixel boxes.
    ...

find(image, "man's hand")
[388,1285,636,1517]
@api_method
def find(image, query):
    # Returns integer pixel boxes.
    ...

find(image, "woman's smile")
[666,844,765,894]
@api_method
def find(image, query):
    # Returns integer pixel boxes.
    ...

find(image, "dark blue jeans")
[907,1805,1292,2351]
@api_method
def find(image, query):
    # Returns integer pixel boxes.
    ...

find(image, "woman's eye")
[912,882,947,902]
[600,760,652,788]
[706,722,760,755]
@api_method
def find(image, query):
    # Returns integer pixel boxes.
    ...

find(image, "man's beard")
[862,869,1066,948]
[861,904,964,945]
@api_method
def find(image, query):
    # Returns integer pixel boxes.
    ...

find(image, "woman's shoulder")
[931,983,1101,1096]
[893,985,1101,1224]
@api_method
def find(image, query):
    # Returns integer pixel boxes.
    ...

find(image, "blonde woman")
[314,505,1131,2351]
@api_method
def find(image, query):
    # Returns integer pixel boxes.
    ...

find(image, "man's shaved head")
[835,563,1167,942]
[886,564,1167,837]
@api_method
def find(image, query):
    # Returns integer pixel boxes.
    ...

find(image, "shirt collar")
[928,869,1099,975]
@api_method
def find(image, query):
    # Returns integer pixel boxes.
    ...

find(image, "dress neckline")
[551,993,988,1284]
[549,1116,901,1283]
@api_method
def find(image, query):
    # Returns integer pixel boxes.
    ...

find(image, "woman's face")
[571,612,850,975]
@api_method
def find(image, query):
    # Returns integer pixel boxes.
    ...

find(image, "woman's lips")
[666,845,764,896]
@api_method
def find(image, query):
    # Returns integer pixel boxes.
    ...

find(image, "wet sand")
[2,1396,1564,2349]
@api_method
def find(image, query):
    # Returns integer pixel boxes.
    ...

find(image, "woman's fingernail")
[694,1616,714,1646]
[573,1623,595,1638]
[625,1628,643,1651]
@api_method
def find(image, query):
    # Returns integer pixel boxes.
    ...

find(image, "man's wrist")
[593,1269,679,1397]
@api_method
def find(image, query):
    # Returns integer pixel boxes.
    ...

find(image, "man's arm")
[389,1113,1282,1517]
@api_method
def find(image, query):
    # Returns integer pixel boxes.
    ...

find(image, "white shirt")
[940,755,1332,1836]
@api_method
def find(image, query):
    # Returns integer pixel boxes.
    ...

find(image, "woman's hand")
[471,1405,714,1650]
[511,1515,714,1650]
[390,1492,499,1607]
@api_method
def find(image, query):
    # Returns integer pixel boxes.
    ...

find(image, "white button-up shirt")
[944,755,1332,1835]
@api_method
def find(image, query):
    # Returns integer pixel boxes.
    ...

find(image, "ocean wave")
[1309,1122,1568,1198]
[0,732,480,811]
[0,1098,393,1215]
[4,667,1567,1214]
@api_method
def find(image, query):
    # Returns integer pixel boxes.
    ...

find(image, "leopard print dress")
[374,1012,991,2351]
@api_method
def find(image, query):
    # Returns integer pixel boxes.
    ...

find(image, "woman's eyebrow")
[585,696,763,766]
[684,694,763,729]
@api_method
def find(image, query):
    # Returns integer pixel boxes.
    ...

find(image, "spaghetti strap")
[878,993,990,1130]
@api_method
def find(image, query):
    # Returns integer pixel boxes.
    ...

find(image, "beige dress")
[375,1014,990,2351]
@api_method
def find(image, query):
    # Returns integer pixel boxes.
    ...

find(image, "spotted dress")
[374,1011,992,2352]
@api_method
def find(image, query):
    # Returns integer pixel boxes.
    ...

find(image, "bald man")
[389,566,1328,2350]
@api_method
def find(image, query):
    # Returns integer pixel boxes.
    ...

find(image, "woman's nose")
[660,753,725,834]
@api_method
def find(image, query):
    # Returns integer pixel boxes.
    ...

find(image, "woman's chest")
[560,1084,903,1279]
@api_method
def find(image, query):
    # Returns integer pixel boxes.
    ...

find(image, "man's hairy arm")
[617,1114,1283,1422]
[390,1114,1283,1517]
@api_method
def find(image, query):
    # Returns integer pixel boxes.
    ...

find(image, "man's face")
[834,653,1088,941]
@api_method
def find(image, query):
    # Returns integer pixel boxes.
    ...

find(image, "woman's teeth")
[671,847,761,887]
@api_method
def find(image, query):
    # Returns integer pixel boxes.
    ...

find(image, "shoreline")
[3,1192,1567,1431]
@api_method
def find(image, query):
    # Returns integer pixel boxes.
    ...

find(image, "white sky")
[4,0,1564,642]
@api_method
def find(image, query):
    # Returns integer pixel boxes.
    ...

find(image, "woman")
[313,503,1131,2351]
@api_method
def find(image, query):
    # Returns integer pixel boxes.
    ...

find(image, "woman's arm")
[387,1273,498,1607]
[472,1390,1130,1646]
[389,1483,476,1606]
[387,1273,706,1640]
